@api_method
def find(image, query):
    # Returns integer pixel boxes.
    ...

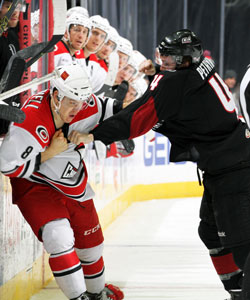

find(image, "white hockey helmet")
[67,6,89,18]
[126,51,144,77]
[66,12,92,35]
[90,15,110,42]
[51,64,92,102]
[130,78,148,99]
[107,26,120,51]
[132,50,147,66]
[117,37,133,57]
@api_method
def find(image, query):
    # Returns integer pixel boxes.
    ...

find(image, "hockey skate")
[226,289,241,300]
[85,284,124,300]
[71,293,90,300]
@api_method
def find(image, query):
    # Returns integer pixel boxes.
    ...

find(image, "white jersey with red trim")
[0,90,116,201]
[54,40,86,70]
[85,54,108,94]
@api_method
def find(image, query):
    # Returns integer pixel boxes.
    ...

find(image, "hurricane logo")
[36,126,49,143]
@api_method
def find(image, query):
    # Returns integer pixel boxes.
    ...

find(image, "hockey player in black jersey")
[69,29,250,300]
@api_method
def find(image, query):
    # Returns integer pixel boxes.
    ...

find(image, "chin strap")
[51,95,61,115]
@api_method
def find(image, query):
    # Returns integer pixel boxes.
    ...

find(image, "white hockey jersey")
[54,40,86,69]
[0,90,116,202]
[85,54,108,94]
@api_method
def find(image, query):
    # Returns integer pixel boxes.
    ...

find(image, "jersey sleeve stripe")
[130,96,158,139]
[2,164,25,177]
[19,160,31,178]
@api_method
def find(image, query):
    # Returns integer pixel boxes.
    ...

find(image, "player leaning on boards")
[0,64,123,300]
[70,29,250,300]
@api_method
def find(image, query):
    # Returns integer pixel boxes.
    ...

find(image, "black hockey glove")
[116,139,135,156]
[113,80,129,101]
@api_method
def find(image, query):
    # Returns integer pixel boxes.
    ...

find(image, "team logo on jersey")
[87,95,95,107]
[246,129,250,139]
[61,162,78,179]
[36,126,49,143]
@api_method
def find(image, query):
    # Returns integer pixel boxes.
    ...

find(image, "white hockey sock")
[49,247,86,299]
[81,256,105,294]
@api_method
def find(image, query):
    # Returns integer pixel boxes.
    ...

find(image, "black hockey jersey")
[91,58,250,174]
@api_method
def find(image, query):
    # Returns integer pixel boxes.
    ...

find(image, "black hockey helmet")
[158,29,203,65]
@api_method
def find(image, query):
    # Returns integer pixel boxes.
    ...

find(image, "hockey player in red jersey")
[0,64,124,300]
[69,30,250,300]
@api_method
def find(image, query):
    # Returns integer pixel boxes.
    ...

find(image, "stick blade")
[0,104,25,123]
[0,56,26,93]
[53,0,67,35]
[94,141,107,160]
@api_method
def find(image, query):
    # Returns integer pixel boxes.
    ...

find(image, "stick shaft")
[0,72,56,102]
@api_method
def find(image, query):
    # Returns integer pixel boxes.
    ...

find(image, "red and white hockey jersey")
[54,40,86,69]
[54,41,107,94]
[0,90,116,202]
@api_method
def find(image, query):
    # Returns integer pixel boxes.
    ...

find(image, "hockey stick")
[0,0,66,94]
[0,104,25,123]
[0,0,22,36]
[0,70,59,103]
[0,42,52,94]
[93,140,107,160]
[0,0,66,124]
[105,51,119,87]
[26,0,66,67]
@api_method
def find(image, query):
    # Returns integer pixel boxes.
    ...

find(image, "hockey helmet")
[90,15,110,42]
[158,29,203,65]
[130,78,148,99]
[107,26,120,51]
[67,6,89,18]
[132,50,146,65]
[117,37,133,58]
[66,12,92,36]
[51,64,92,102]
